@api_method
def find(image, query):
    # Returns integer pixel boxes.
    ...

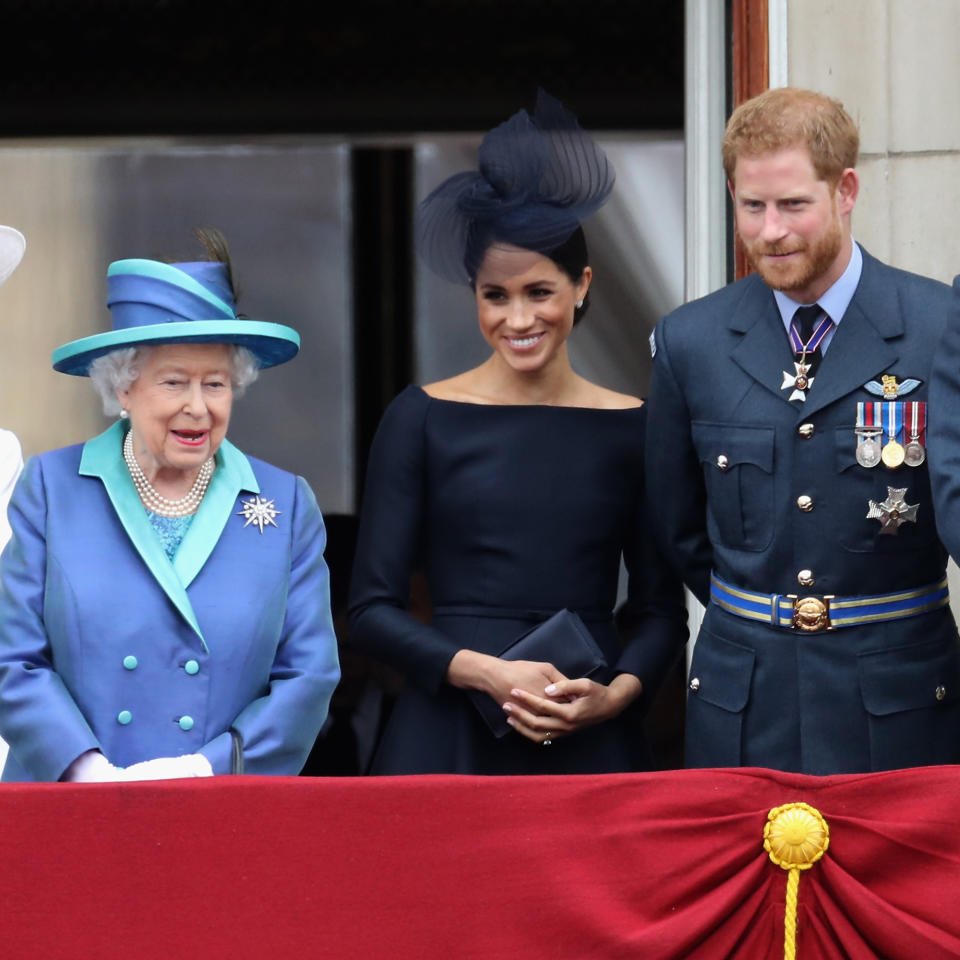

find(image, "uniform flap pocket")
[692,422,775,473]
[858,639,960,715]
[689,630,755,712]
[834,424,859,473]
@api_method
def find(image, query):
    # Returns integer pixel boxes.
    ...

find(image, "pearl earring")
[576,300,584,309]
[120,409,129,419]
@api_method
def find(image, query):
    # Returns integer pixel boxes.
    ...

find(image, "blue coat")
[0,421,340,781]
[647,246,960,774]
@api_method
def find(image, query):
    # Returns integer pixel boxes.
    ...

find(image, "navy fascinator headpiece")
[415,90,615,284]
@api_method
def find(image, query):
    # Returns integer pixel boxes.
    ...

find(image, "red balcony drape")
[1,766,957,958]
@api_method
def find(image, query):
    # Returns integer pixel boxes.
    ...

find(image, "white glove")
[62,749,126,782]
[121,754,214,781]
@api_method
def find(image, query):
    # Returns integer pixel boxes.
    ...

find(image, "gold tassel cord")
[764,802,830,960]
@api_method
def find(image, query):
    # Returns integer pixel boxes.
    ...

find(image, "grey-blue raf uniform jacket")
[646,246,960,774]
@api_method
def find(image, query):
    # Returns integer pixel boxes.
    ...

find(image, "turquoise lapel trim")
[78,421,240,652]
[172,438,259,589]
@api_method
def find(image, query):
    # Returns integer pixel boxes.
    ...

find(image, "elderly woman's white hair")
[88,344,260,417]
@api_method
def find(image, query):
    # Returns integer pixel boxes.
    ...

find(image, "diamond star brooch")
[237,495,281,534]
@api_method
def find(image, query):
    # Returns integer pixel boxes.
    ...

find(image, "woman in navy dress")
[349,93,686,774]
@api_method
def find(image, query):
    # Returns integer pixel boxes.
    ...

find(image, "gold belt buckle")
[787,595,835,632]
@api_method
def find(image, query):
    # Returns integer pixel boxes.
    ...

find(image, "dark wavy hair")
[544,226,591,325]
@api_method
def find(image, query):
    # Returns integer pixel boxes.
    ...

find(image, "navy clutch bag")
[469,608,609,738]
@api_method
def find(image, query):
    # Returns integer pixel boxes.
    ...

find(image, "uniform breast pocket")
[831,425,938,553]
[691,421,775,552]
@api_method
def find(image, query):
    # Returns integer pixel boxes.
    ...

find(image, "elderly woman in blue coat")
[0,232,340,781]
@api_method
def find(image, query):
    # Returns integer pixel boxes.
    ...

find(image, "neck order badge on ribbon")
[782,311,832,402]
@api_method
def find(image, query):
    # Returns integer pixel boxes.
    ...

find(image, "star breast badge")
[237,495,282,533]
[866,487,918,535]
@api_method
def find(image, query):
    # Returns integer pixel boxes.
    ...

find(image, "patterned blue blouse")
[146,511,194,561]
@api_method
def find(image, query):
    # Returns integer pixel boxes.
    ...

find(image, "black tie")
[792,304,829,379]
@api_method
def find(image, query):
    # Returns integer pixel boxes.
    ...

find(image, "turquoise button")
[184,660,200,675]
[178,716,195,732]
[117,710,132,725]
[123,655,138,671]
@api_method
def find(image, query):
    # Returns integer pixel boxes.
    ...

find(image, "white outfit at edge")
[0,422,25,774]
[0,224,27,769]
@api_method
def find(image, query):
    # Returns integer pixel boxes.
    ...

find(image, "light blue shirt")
[774,241,863,354]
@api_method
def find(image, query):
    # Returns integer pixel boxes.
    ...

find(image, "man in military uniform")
[646,87,959,774]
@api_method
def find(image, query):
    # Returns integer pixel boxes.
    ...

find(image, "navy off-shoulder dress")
[348,385,686,774]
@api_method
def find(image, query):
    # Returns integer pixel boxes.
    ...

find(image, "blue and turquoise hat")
[52,258,301,376]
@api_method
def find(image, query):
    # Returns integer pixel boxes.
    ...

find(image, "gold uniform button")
[798,423,815,438]
[689,677,701,692]
[936,685,947,702]
[797,570,815,587]
[797,495,814,512]
[717,455,729,471]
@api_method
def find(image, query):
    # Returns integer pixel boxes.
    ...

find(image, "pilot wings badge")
[864,375,921,399]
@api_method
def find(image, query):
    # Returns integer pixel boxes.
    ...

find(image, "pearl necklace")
[123,429,214,517]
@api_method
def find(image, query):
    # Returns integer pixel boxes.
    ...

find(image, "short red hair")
[723,87,860,186]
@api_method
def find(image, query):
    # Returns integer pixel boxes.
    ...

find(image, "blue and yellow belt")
[709,573,949,632]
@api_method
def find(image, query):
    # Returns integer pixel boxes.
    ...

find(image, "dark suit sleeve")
[645,319,713,605]
[614,411,688,695]
[928,276,960,562]
[348,388,462,694]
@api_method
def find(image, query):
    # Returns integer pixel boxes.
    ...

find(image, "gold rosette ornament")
[764,802,830,960]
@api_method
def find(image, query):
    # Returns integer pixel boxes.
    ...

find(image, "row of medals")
[855,427,924,469]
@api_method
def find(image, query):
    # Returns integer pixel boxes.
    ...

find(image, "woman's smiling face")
[118,342,234,479]
[474,244,591,375]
